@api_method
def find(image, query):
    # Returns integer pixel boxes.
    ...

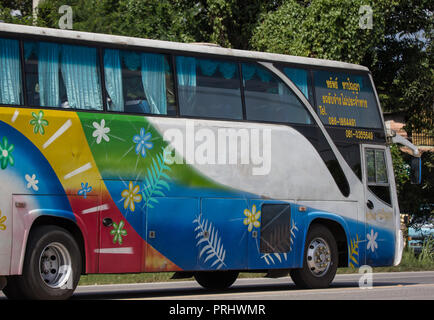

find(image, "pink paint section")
[10,195,41,275]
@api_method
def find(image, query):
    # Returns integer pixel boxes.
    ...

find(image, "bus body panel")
[0,24,403,281]
[0,104,401,275]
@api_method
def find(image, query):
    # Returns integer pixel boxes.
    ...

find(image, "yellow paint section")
[0,107,101,195]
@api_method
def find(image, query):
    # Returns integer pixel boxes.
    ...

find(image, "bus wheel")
[290,224,338,289]
[194,271,239,290]
[3,225,82,300]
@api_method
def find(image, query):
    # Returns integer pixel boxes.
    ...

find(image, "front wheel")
[290,224,338,289]
[194,271,239,290]
[3,225,82,300]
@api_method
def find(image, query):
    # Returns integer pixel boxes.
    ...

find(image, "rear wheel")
[194,271,239,290]
[3,225,82,300]
[290,224,338,289]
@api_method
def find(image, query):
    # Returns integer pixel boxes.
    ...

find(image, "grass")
[78,244,434,286]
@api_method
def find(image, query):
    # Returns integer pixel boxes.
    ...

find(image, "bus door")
[98,180,145,273]
[361,145,395,266]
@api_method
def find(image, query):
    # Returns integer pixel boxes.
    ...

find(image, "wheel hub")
[39,242,72,289]
[306,237,331,277]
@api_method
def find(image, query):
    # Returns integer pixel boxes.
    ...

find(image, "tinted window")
[366,148,388,184]
[242,63,312,124]
[0,38,22,105]
[274,64,314,106]
[313,70,382,129]
[104,49,176,115]
[365,148,390,205]
[336,143,362,180]
[24,41,102,110]
[176,56,243,120]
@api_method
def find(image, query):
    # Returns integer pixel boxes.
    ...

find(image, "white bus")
[0,23,420,299]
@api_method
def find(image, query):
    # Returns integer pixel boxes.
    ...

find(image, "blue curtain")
[60,44,102,110]
[242,63,256,81]
[199,59,218,76]
[104,49,124,111]
[122,51,140,71]
[256,67,272,83]
[219,62,237,79]
[141,53,167,115]
[38,42,61,107]
[0,38,21,105]
[283,67,308,98]
[176,56,196,107]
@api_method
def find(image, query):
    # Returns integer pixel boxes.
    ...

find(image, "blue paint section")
[365,226,395,267]
[147,197,199,270]
[102,170,397,270]
[0,121,73,219]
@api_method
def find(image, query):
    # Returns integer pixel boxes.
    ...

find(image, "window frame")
[0,32,324,125]
[365,147,389,187]
[241,61,315,126]
[0,32,355,198]
[174,54,245,121]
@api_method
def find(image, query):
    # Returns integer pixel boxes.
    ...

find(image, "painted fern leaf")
[290,220,299,251]
[193,214,226,270]
[349,234,360,268]
[142,148,171,209]
[260,253,288,265]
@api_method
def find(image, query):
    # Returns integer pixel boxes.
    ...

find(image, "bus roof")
[0,23,370,72]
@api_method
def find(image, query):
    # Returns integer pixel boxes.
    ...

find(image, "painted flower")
[92,119,110,144]
[0,137,14,170]
[30,110,49,135]
[25,174,39,191]
[133,128,153,158]
[121,181,142,212]
[78,182,92,199]
[367,229,378,253]
[0,211,6,231]
[243,204,261,232]
[110,220,127,245]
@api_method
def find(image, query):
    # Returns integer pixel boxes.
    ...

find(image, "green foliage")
[251,0,389,64]
[0,0,33,25]
[391,145,434,222]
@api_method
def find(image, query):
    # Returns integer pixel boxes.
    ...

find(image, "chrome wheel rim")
[39,242,72,289]
[306,237,331,277]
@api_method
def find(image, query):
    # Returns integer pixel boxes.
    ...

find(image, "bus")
[0,23,419,300]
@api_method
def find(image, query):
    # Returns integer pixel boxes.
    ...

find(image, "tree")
[0,0,33,24]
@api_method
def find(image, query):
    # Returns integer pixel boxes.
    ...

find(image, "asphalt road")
[75,271,434,300]
[1,271,433,300]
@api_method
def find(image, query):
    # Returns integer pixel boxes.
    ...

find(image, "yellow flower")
[0,211,6,231]
[243,204,261,232]
[121,181,142,212]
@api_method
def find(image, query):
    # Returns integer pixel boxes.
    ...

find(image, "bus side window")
[175,56,243,120]
[103,49,176,116]
[242,63,312,125]
[365,148,391,205]
[24,41,103,110]
[0,37,22,106]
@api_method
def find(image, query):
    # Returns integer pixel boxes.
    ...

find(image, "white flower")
[366,229,378,253]
[25,174,39,191]
[92,119,110,144]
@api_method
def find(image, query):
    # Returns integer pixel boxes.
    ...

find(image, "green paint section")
[77,112,229,191]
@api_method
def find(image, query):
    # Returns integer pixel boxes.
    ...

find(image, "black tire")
[3,225,82,300]
[194,271,239,290]
[290,224,338,289]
